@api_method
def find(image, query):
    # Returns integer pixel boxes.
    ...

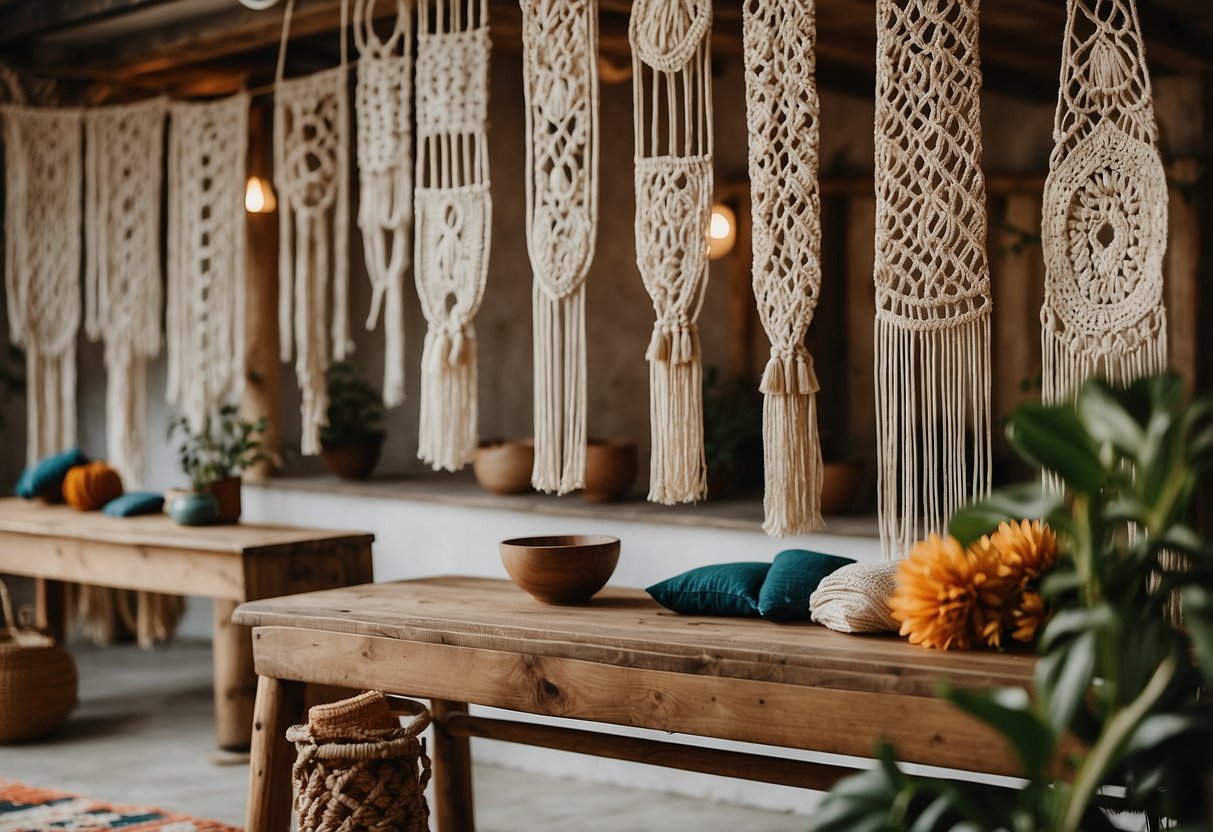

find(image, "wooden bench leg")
[246,675,304,832]
[213,599,258,750]
[35,578,67,643]
[431,699,476,832]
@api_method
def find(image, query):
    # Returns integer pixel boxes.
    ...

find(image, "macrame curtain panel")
[2,105,83,464]
[355,0,414,408]
[414,0,492,472]
[521,0,600,495]
[743,0,824,536]
[629,0,713,506]
[166,93,250,430]
[275,0,353,455]
[85,98,167,487]
[873,0,993,558]
[1041,0,1168,404]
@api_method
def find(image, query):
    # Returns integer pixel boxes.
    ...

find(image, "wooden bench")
[0,497,374,749]
[234,575,1039,831]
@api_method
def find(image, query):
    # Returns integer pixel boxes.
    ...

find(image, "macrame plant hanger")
[873,0,993,558]
[2,104,83,464]
[85,97,168,487]
[629,0,713,506]
[413,0,492,472]
[354,0,414,408]
[520,0,600,495]
[275,0,353,455]
[743,0,824,536]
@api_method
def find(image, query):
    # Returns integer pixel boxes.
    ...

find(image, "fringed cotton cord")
[418,325,478,472]
[532,286,588,493]
[760,350,824,536]
[645,321,706,505]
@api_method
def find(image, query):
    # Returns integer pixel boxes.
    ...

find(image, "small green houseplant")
[319,361,385,481]
[702,366,762,497]
[168,405,272,524]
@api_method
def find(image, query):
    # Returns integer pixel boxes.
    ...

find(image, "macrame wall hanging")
[354,0,414,408]
[84,98,167,487]
[1041,0,1167,404]
[2,105,83,464]
[873,0,993,558]
[743,0,824,536]
[275,0,353,455]
[166,93,250,430]
[413,0,492,472]
[520,0,599,495]
[629,0,713,506]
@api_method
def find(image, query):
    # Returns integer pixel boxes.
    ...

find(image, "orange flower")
[1011,589,1048,644]
[982,519,1057,585]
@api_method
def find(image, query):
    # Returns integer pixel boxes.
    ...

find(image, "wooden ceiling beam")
[0,0,177,43]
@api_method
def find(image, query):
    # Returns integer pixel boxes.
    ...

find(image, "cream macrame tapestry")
[414,0,492,472]
[1041,0,1168,404]
[2,105,83,464]
[521,0,599,495]
[355,0,414,408]
[743,0,824,536]
[275,0,353,455]
[629,0,713,505]
[166,93,250,430]
[84,98,168,487]
[874,0,993,558]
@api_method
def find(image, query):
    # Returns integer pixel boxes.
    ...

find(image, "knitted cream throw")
[521,0,600,495]
[84,98,167,487]
[873,0,993,558]
[275,0,353,455]
[2,105,83,463]
[629,0,713,505]
[809,561,900,634]
[414,0,492,472]
[166,94,250,430]
[743,0,824,536]
[355,0,414,408]
[1041,0,1168,403]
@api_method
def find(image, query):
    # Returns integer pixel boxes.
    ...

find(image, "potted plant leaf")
[320,361,385,481]
[168,405,272,525]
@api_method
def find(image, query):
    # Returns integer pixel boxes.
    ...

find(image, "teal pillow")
[16,448,89,500]
[102,492,165,517]
[646,563,771,617]
[758,549,855,622]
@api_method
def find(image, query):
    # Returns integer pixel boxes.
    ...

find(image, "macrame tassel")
[645,322,707,505]
[418,325,478,471]
[760,351,824,536]
[532,287,588,493]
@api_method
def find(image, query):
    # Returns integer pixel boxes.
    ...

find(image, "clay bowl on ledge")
[499,535,620,604]
[474,439,535,495]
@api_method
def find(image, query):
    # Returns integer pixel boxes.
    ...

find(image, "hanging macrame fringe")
[1041,311,1168,404]
[875,314,992,559]
[646,323,706,505]
[418,326,478,472]
[360,168,410,407]
[24,348,77,464]
[760,351,824,536]
[532,287,587,494]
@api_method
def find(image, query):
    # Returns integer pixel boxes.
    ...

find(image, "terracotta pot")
[207,476,243,524]
[820,461,863,516]
[473,439,534,495]
[582,439,637,503]
[321,435,385,481]
[499,535,620,603]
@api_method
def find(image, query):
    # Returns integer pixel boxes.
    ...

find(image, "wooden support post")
[1165,159,1201,392]
[245,675,305,832]
[723,187,756,386]
[214,599,258,750]
[35,577,67,642]
[431,699,476,832]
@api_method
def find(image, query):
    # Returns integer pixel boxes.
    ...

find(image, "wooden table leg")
[246,675,304,832]
[431,699,476,832]
[35,578,67,642]
[213,599,257,750]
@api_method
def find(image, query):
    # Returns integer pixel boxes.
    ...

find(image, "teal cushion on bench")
[758,549,855,622]
[16,448,89,500]
[102,492,165,517]
[646,562,771,617]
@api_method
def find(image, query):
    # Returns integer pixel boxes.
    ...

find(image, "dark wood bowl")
[499,535,621,604]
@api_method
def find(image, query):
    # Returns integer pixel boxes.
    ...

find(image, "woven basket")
[287,691,432,832]
[0,579,78,742]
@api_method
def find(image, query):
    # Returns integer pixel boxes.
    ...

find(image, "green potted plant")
[702,366,762,498]
[320,361,385,481]
[167,405,272,525]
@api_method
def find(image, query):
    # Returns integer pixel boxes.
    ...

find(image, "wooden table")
[235,576,1041,832]
[0,497,374,749]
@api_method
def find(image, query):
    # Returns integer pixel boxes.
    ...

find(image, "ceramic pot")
[820,461,863,515]
[321,434,385,481]
[499,535,620,603]
[473,439,534,495]
[207,476,242,523]
[170,491,220,526]
[582,439,637,503]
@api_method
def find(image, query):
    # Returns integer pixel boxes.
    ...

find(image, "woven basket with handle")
[0,578,78,742]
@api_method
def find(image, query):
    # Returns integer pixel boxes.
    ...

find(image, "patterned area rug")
[0,780,239,832]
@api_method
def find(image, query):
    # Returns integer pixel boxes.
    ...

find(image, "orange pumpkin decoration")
[63,462,125,511]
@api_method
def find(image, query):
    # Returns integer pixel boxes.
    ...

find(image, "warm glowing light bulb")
[245,176,276,214]
[708,202,736,260]
[710,211,731,240]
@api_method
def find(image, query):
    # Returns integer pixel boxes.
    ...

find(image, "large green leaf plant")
[813,373,1213,831]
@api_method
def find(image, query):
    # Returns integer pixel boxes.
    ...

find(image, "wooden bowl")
[499,535,620,604]
[474,439,535,495]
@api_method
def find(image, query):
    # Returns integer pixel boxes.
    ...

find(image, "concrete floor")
[0,642,809,831]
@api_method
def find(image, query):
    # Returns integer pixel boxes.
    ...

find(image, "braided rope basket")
[287,691,432,832]
[0,578,78,742]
